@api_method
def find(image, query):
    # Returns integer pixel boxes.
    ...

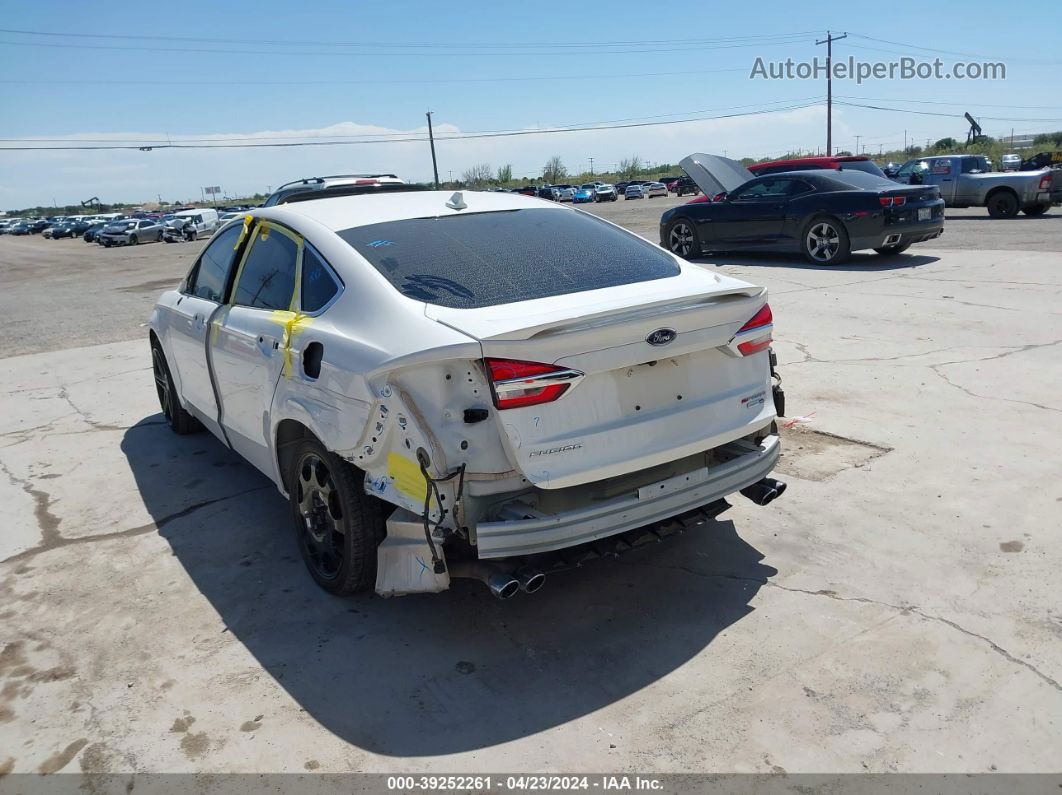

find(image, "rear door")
[166,223,246,436]
[211,222,301,476]
[923,158,957,202]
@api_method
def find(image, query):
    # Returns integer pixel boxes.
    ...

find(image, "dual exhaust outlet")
[452,477,786,598]
[740,477,787,506]
[449,561,545,600]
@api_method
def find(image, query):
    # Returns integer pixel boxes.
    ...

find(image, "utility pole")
[903,129,907,154]
[855,134,861,155]
[588,157,594,177]
[816,30,847,156]
[426,111,440,189]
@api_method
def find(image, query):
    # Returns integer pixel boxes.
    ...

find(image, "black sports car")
[660,153,944,265]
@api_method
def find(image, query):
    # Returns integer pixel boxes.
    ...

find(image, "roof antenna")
[446,191,467,210]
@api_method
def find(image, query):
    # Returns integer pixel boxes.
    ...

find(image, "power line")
[0,96,826,144]
[0,27,821,50]
[0,102,824,151]
[0,34,817,58]
[847,33,1062,66]
[834,100,1062,123]
[836,94,1062,110]
[0,66,751,88]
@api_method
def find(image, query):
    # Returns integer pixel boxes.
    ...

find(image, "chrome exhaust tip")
[883,233,901,246]
[486,572,520,600]
[514,566,546,594]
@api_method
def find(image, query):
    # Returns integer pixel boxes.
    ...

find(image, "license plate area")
[918,207,931,221]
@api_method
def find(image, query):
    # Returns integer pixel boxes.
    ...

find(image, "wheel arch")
[985,185,1019,203]
[276,418,318,494]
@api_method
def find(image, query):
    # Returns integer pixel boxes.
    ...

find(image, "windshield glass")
[338,208,680,309]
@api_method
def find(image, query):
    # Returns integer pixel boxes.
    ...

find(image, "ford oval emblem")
[646,328,677,346]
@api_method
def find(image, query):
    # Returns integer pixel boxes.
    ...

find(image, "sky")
[0,0,1060,207]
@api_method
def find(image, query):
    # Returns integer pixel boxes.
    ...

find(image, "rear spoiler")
[278,184,431,205]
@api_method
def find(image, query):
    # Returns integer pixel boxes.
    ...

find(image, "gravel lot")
[1,197,1061,777]
[1,197,1059,359]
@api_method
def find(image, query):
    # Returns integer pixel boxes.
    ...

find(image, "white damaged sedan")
[150,186,786,599]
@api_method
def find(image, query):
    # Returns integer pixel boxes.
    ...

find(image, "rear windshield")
[337,208,680,309]
[837,159,885,176]
[820,170,898,191]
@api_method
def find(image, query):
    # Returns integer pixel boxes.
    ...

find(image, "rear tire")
[986,191,1019,219]
[1022,204,1049,217]
[288,438,386,595]
[129,235,139,245]
[802,216,851,265]
[665,218,700,259]
[873,243,912,256]
[151,341,199,435]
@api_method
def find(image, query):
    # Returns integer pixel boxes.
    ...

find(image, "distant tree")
[1033,131,1062,147]
[933,137,958,151]
[542,156,567,183]
[496,164,513,183]
[905,145,923,156]
[461,163,493,188]
[834,150,853,157]
[617,156,642,179]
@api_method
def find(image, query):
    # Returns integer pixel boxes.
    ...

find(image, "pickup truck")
[891,154,1054,217]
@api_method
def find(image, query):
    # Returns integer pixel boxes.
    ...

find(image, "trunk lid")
[679,153,756,197]
[427,268,775,489]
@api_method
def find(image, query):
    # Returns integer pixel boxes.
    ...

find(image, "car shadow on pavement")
[691,251,940,272]
[121,416,776,757]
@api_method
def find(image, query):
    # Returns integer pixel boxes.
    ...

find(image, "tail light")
[485,358,584,410]
[879,195,906,207]
[734,304,773,356]
[1039,174,1052,190]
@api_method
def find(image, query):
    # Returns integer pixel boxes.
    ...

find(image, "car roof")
[749,155,874,171]
[256,189,561,233]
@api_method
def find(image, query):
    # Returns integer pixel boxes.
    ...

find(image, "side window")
[300,244,341,313]
[186,224,243,302]
[733,178,798,200]
[233,227,298,311]
[930,159,952,176]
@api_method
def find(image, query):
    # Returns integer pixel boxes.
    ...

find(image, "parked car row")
[0,208,223,245]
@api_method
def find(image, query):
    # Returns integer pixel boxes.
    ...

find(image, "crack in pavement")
[928,365,1062,415]
[0,485,273,566]
[57,386,126,433]
[618,560,1062,694]
[0,458,62,549]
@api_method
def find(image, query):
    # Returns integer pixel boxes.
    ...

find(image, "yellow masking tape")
[269,310,313,378]
[387,452,428,501]
[234,214,253,249]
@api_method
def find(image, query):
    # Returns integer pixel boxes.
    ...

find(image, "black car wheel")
[289,439,385,595]
[129,235,139,245]
[803,217,851,265]
[873,243,911,256]
[1022,204,1049,217]
[665,219,700,259]
[986,191,1019,219]
[151,341,199,435]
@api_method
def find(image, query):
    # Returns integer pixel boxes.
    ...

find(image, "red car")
[685,155,885,204]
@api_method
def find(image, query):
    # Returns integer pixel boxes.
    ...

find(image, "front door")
[165,223,246,436]
[710,177,801,246]
[211,222,301,476]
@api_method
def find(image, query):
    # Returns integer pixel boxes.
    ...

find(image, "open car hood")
[679,153,754,197]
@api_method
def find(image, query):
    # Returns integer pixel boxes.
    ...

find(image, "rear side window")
[337,208,680,309]
[187,224,242,302]
[300,244,341,312]
[837,160,885,176]
[233,227,298,311]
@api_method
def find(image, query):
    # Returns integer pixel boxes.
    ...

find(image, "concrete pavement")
[1,247,1060,775]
